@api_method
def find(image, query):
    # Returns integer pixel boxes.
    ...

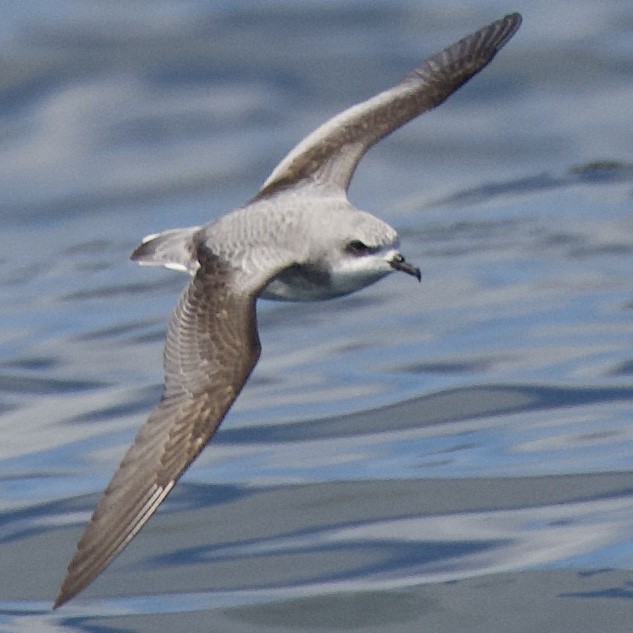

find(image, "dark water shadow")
[217,383,633,444]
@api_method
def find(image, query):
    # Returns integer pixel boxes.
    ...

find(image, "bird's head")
[326,211,421,295]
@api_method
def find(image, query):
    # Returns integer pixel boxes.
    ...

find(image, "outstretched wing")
[54,247,260,608]
[257,13,521,198]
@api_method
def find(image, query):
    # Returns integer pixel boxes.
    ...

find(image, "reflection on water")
[1,1,633,631]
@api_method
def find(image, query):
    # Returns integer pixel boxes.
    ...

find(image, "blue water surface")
[1,1,633,631]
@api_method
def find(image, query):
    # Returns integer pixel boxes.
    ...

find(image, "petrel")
[55,12,521,607]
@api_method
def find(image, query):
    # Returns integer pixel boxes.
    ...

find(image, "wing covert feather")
[258,13,521,197]
[54,249,260,608]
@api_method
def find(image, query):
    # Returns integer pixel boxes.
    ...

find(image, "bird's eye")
[346,240,370,255]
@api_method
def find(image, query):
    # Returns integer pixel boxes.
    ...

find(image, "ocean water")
[1,1,633,631]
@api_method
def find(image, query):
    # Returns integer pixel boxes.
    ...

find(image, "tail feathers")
[131,226,201,274]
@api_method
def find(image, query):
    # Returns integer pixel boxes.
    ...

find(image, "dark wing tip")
[465,12,522,62]
[419,11,522,74]
[502,12,522,33]
[403,11,522,113]
[463,12,522,69]
[486,12,522,52]
[53,587,72,610]
[53,483,171,609]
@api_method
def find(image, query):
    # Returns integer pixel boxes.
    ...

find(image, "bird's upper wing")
[256,13,521,198]
[55,245,261,608]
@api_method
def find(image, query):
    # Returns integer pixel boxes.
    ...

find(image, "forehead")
[350,211,399,245]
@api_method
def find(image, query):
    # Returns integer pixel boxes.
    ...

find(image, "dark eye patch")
[346,240,378,255]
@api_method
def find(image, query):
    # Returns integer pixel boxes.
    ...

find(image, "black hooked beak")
[390,253,421,282]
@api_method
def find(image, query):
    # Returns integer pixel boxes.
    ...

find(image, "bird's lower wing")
[54,252,260,608]
[257,13,521,197]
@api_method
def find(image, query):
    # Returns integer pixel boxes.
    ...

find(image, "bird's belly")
[260,262,388,302]
[261,273,340,302]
